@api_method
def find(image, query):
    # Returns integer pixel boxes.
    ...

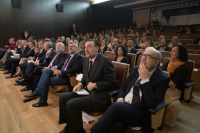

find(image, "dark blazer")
[114,56,129,64]
[34,48,46,61]
[117,66,170,131]
[51,51,68,69]
[39,49,56,67]
[156,45,171,51]
[163,61,188,91]
[81,54,116,111]
[19,45,30,58]
[20,47,35,58]
[78,49,85,56]
[61,53,83,79]
[129,47,138,54]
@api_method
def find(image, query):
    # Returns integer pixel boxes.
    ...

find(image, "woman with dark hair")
[114,44,129,64]
[163,44,188,127]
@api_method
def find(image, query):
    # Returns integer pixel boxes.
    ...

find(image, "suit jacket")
[19,45,30,58]
[78,49,85,56]
[81,54,116,111]
[51,51,68,69]
[34,48,46,61]
[61,53,83,79]
[156,45,170,51]
[20,47,35,58]
[39,49,56,67]
[129,47,138,54]
[117,66,170,131]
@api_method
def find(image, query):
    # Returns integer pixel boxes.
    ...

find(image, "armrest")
[149,102,168,114]
[184,82,194,88]
[67,74,76,77]
[108,90,119,97]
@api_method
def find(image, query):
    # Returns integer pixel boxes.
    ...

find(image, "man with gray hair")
[26,42,83,107]
[91,47,170,133]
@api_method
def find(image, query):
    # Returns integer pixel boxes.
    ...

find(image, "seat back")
[196,50,200,54]
[186,44,200,50]
[113,61,130,91]
[187,49,195,54]
[161,51,171,62]
[127,53,137,69]
[104,51,115,61]
[161,57,171,70]
[188,54,200,69]
[185,60,195,83]
[136,55,141,66]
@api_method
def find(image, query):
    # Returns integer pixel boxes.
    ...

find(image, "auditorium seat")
[188,54,200,69]
[103,51,115,61]
[127,53,137,69]
[186,44,200,50]
[196,50,200,54]
[187,49,195,54]
[162,57,195,103]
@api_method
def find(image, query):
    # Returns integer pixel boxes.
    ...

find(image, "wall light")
[92,0,110,5]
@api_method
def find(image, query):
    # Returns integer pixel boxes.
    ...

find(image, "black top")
[114,56,129,64]
[163,61,189,91]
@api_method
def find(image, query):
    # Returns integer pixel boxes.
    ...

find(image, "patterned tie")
[88,61,93,76]
[21,47,26,54]
[60,56,71,71]
[48,52,59,68]
[132,79,141,106]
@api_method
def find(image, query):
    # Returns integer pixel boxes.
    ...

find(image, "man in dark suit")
[71,24,77,37]
[17,41,55,86]
[59,39,116,133]
[17,40,46,83]
[91,47,170,133]
[26,42,83,107]
[127,39,138,54]
[156,37,170,52]
[21,42,67,94]
[5,40,33,78]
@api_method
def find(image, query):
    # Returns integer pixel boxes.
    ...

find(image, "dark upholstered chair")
[103,51,115,61]
[127,53,137,69]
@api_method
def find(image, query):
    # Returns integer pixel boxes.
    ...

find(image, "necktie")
[88,61,93,76]
[21,47,26,54]
[132,79,141,106]
[48,52,59,68]
[61,56,71,71]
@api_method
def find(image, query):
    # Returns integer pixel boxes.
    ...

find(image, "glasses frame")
[141,54,158,60]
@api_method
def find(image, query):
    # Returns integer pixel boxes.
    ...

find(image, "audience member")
[114,44,129,64]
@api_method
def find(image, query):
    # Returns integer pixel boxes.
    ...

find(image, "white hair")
[145,47,162,62]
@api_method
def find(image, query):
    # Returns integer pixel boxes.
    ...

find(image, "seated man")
[91,47,170,133]
[59,39,116,133]
[156,37,170,52]
[22,42,67,93]
[127,39,137,54]
[25,42,83,107]
[16,41,54,86]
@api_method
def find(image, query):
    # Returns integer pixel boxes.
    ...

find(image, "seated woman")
[163,44,188,127]
[114,44,129,64]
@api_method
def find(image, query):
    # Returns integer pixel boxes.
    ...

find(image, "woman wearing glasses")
[163,44,188,127]
[114,44,129,64]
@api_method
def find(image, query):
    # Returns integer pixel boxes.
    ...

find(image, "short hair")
[69,42,78,48]
[57,42,65,48]
[45,41,52,48]
[159,37,167,43]
[86,38,100,52]
[29,40,35,46]
[172,44,188,62]
[146,39,153,46]
[113,38,118,42]
[80,40,85,45]
[115,44,128,56]
[50,38,55,42]
[145,47,162,62]
[172,36,179,41]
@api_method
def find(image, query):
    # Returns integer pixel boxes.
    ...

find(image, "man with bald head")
[91,47,170,133]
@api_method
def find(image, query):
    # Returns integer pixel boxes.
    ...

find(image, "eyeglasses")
[141,54,158,60]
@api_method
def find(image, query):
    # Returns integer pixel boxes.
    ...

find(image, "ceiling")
[62,0,196,10]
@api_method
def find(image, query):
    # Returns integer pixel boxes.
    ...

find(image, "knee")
[59,93,66,103]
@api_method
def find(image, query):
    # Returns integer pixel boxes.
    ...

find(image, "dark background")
[0,0,133,46]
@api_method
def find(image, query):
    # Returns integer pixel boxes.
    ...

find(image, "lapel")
[130,69,139,87]
[88,54,100,81]
[149,67,158,87]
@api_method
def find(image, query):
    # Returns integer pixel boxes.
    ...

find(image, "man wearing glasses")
[91,47,170,133]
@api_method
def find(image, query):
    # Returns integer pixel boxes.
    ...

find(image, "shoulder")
[154,68,169,80]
